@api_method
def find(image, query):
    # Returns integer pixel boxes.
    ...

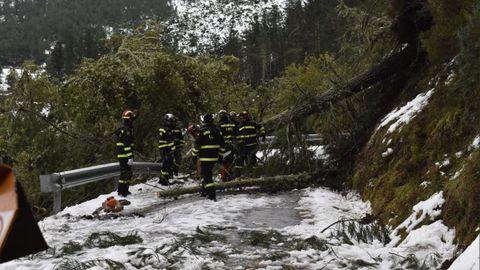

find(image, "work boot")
[158,177,170,186]
[206,187,216,201]
[117,183,130,197]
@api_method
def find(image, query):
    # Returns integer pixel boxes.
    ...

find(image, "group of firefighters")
[114,110,266,201]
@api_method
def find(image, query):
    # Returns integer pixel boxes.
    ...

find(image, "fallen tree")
[262,44,418,132]
[157,173,314,198]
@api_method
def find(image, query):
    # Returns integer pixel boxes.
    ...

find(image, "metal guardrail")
[39,134,322,214]
[40,162,161,213]
[261,134,322,144]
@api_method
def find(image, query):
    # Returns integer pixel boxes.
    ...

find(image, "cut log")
[156,173,313,198]
[262,44,418,132]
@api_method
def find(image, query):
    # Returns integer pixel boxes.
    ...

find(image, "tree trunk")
[157,173,313,198]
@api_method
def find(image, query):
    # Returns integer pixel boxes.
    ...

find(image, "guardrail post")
[53,188,62,214]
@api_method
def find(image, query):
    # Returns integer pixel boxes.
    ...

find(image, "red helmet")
[187,124,200,136]
[122,110,135,120]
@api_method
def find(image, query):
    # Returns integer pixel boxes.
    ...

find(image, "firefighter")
[115,110,135,197]
[217,110,236,181]
[234,111,266,177]
[171,115,185,177]
[192,113,225,201]
[158,113,175,185]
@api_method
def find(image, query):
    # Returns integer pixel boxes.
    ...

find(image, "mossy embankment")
[350,0,480,246]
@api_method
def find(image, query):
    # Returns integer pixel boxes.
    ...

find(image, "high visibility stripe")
[205,183,216,188]
[203,130,211,135]
[117,153,133,158]
[246,142,258,147]
[200,145,220,149]
[159,128,166,132]
[159,140,168,143]
[116,142,125,146]
[118,180,129,184]
[161,171,169,175]
[237,134,257,139]
[192,152,197,156]
[224,135,234,138]
[159,143,174,148]
[234,165,243,168]
[124,147,132,151]
[221,124,236,128]
[199,158,218,162]
[239,126,255,131]
[192,148,199,152]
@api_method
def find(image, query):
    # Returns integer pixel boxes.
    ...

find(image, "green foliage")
[54,258,125,270]
[84,231,143,248]
[333,220,391,245]
[421,0,473,65]
[60,241,84,255]
[241,229,284,248]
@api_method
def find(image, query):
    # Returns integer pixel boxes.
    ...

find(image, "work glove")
[127,158,134,166]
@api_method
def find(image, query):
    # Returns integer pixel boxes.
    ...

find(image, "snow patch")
[381,148,393,157]
[420,181,431,189]
[390,191,445,245]
[468,135,480,151]
[377,89,434,134]
[448,234,480,270]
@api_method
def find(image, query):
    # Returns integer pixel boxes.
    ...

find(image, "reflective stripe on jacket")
[219,121,236,144]
[159,127,175,151]
[192,124,225,162]
[236,121,265,148]
[172,128,185,148]
[115,125,134,159]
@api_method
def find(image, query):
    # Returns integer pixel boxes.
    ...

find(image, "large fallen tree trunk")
[262,44,418,132]
[157,173,313,198]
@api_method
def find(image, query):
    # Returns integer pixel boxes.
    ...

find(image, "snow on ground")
[377,89,434,134]
[167,0,290,53]
[3,178,457,269]
[257,145,328,161]
[448,234,480,270]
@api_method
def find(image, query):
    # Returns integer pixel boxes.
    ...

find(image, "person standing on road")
[115,110,135,197]
[192,113,225,201]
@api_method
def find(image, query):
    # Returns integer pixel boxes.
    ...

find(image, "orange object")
[122,110,135,120]
[105,196,117,208]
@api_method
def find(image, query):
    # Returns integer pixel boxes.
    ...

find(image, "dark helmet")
[238,111,251,122]
[217,109,229,122]
[229,111,237,121]
[122,110,135,120]
[201,113,214,124]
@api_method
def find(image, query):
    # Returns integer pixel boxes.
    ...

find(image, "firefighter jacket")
[158,126,175,155]
[218,120,236,144]
[236,121,266,148]
[192,124,225,162]
[115,124,134,159]
[172,128,185,149]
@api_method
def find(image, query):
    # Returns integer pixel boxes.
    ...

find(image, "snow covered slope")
[166,0,290,53]
[448,234,480,270]
[2,176,459,269]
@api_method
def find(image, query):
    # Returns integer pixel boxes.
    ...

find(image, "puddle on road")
[238,191,304,230]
